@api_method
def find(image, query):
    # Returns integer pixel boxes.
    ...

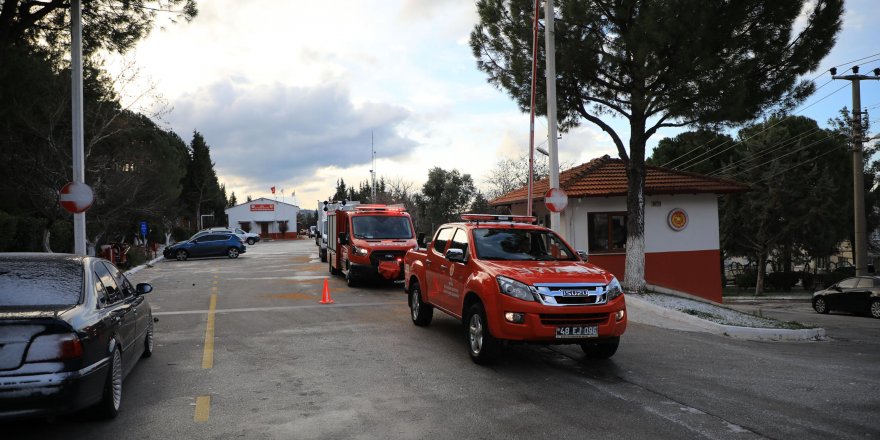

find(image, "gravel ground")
[630,293,805,329]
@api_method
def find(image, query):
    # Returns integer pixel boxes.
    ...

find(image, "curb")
[124,254,165,277]
[626,295,826,341]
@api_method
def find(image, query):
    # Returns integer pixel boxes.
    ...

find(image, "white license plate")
[555,326,598,339]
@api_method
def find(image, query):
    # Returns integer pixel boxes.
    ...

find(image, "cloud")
[167,79,417,191]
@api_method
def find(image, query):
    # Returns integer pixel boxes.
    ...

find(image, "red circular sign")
[667,208,688,231]
[544,188,568,213]
[59,181,94,214]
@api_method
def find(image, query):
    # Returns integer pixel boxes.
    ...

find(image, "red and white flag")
[270,186,276,194]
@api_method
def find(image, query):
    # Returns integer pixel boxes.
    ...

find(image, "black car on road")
[163,233,246,261]
[812,276,880,318]
[0,253,154,420]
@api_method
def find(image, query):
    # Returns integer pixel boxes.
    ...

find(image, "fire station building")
[225,198,300,239]
[490,155,749,303]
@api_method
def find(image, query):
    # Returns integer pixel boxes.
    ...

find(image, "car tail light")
[25,333,84,362]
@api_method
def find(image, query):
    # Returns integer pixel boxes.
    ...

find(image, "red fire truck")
[327,204,418,287]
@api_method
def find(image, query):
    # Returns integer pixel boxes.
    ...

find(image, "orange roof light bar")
[460,214,537,224]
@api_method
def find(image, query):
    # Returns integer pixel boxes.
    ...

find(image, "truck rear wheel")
[328,255,340,275]
[580,337,620,359]
[409,281,433,326]
[319,248,327,262]
[466,302,499,365]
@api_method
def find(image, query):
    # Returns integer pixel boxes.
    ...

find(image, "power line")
[660,52,880,169]
[675,81,851,172]
[709,125,826,176]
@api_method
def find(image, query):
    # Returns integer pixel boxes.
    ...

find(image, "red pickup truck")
[403,214,626,364]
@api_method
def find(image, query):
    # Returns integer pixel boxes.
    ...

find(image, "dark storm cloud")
[167,80,416,186]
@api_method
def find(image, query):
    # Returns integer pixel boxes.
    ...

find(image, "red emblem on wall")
[667,208,688,231]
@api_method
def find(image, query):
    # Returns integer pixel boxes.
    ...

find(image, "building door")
[260,222,269,237]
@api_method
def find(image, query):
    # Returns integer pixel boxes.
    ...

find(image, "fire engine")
[327,204,417,287]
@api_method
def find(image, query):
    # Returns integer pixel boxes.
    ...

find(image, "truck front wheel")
[580,337,620,359]
[345,262,358,287]
[409,281,433,326]
[466,302,499,365]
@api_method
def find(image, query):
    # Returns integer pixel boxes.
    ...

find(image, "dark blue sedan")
[163,233,246,261]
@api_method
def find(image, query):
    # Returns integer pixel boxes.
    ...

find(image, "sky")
[108,0,880,210]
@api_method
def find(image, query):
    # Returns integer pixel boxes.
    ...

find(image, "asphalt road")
[4,240,879,439]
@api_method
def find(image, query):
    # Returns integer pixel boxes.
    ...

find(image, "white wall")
[561,194,719,254]
[226,198,300,234]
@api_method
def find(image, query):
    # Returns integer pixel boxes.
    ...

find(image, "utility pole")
[832,65,880,276]
[545,0,562,236]
[71,0,87,255]
[526,0,540,219]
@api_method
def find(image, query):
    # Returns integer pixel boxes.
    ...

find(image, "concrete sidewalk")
[626,294,826,342]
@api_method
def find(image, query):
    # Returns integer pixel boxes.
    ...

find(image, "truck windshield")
[352,216,413,239]
[472,228,577,261]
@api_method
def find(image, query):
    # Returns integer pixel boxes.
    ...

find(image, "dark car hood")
[478,260,613,285]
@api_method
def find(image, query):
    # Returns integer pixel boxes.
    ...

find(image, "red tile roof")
[490,155,749,206]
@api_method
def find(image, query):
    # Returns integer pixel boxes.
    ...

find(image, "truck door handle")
[425,260,432,266]
[440,265,448,270]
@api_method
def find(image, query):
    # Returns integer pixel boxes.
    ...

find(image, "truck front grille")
[534,283,608,306]
[369,251,407,266]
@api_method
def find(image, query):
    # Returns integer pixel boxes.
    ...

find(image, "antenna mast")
[370,132,377,201]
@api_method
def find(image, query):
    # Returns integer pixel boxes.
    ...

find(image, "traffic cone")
[319,278,334,304]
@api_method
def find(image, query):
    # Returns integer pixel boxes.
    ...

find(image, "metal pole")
[71,0,87,255]
[545,0,561,234]
[851,79,868,276]
[527,0,540,218]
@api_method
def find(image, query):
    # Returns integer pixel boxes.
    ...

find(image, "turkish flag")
[270,186,275,194]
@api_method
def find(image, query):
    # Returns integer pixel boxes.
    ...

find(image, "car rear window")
[0,258,84,307]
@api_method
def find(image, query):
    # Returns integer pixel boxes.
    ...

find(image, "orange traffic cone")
[319,278,334,304]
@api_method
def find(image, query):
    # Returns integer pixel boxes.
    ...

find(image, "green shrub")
[49,220,73,253]
[0,211,17,251]
[799,271,815,291]
[171,226,193,242]
[833,265,855,277]
[12,216,47,252]
[127,246,147,269]
[765,272,799,291]
[815,272,849,289]
[735,270,757,288]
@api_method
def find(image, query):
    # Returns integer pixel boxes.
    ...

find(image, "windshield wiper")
[533,255,556,261]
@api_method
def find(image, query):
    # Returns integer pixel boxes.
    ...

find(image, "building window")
[588,212,627,253]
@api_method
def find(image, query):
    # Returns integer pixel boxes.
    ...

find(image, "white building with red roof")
[490,155,749,303]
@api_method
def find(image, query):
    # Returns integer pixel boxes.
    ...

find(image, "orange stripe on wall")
[588,250,722,303]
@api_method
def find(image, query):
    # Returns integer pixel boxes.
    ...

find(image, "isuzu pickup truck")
[403,214,626,364]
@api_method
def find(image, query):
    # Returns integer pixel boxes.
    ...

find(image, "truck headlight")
[352,245,368,256]
[606,277,623,300]
[497,276,537,302]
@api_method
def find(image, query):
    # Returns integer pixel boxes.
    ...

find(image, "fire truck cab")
[327,204,417,287]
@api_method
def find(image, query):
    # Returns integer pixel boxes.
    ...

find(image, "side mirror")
[831,285,841,291]
[417,232,427,248]
[446,248,466,263]
[338,232,349,245]
[136,283,153,295]
[576,250,588,261]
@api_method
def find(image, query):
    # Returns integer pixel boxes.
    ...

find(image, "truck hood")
[478,260,613,285]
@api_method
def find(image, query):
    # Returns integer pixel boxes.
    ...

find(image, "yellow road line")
[202,294,217,369]
[194,395,211,422]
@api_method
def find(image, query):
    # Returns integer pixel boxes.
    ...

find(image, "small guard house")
[225,198,300,239]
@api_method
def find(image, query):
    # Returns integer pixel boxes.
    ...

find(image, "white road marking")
[153,301,406,316]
